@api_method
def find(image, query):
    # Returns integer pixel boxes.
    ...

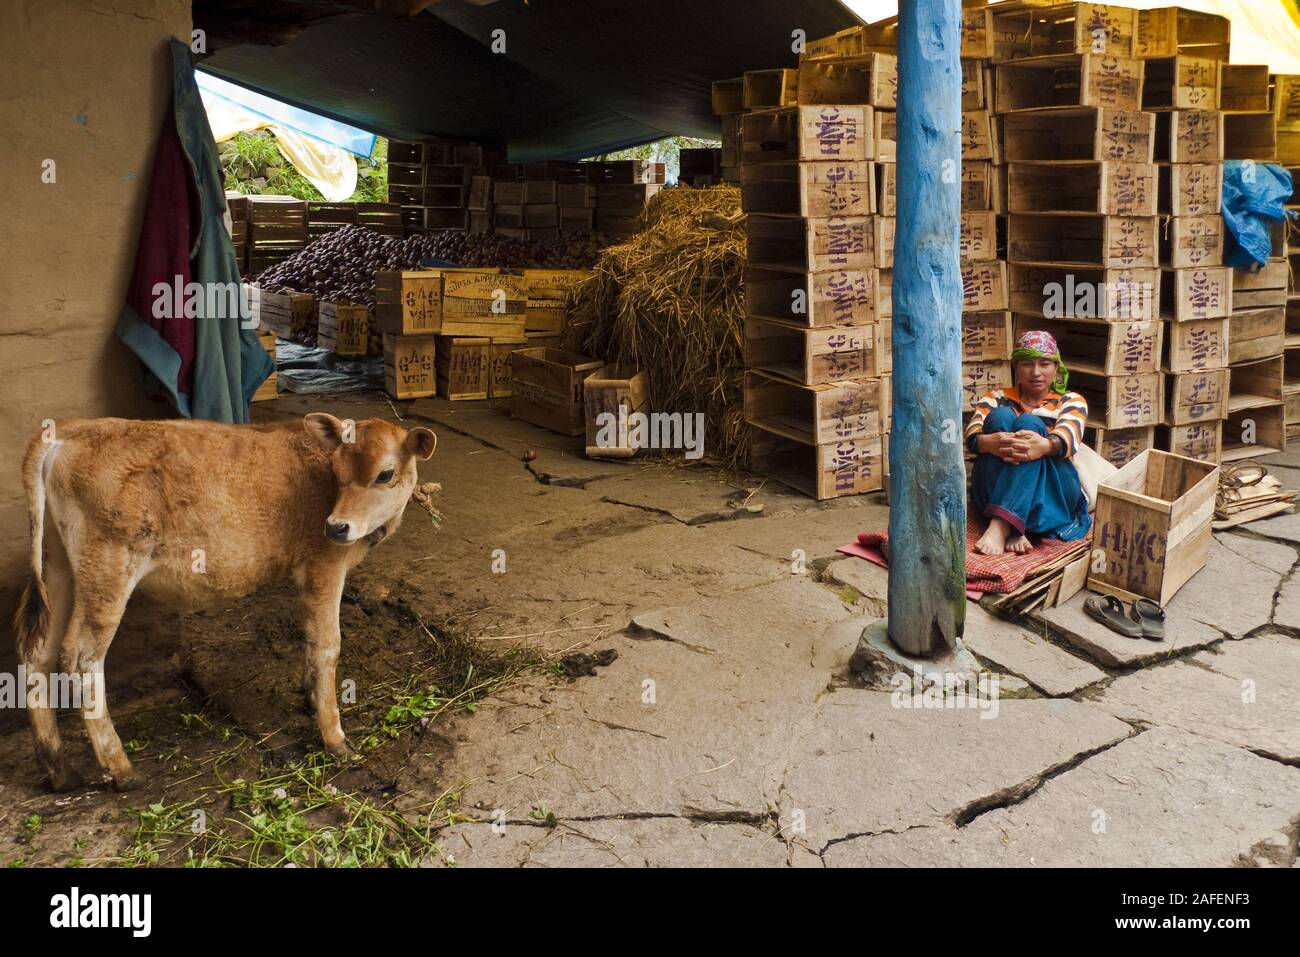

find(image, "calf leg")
[20,529,79,791]
[300,566,349,757]
[62,551,147,791]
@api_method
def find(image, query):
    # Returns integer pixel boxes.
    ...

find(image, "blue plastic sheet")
[1222,161,1294,269]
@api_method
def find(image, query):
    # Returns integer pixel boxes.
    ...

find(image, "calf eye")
[375,468,395,485]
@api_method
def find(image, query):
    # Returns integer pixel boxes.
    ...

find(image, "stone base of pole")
[850,619,982,686]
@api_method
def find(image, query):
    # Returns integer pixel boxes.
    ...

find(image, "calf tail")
[13,434,55,661]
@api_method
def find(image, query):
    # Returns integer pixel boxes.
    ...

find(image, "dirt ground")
[2,390,1298,868]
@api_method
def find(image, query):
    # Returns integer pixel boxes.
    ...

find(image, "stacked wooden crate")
[1283,153,1300,444]
[251,333,278,403]
[679,147,724,186]
[739,101,887,499]
[375,270,440,399]
[1137,10,1232,463]
[711,76,746,184]
[227,192,249,275]
[593,161,664,239]
[389,140,504,234]
[993,3,1163,469]
[247,196,308,275]
[306,202,357,241]
[957,7,1013,415]
[1220,62,1287,459]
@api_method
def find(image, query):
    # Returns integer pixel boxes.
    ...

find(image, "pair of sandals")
[1083,594,1166,641]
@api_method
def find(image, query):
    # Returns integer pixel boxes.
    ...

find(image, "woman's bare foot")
[1006,533,1034,554]
[974,518,1010,555]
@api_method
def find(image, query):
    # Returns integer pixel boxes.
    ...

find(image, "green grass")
[114,620,546,868]
[221,131,388,202]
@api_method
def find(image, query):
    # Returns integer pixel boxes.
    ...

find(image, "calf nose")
[326,520,351,542]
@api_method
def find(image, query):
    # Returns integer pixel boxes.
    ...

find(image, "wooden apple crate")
[1220,64,1271,113]
[1222,403,1287,460]
[317,301,373,358]
[1160,214,1223,270]
[877,161,896,215]
[1231,261,1288,310]
[439,268,527,337]
[487,335,526,399]
[744,370,887,446]
[796,52,897,108]
[994,53,1144,113]
[1224,114,1277,163]
[961,160,994,211]
[746,214,875,272]
[873,109,894,160]
[1009,265,1159,320]
[1018,316,1163,376]
[1158,420,1223,462]
[1085,423,1156,469]
[509,348,605,436]
[584,366,650,458]
[744,318,886,386]
[1154,111,1224,163]
[740,161,875,218]
[1160,267,1231,320]
[961,311,1013,362]
[1165,316,1229,373]
[1157,163,1222,216]
[1088,448,1218,605]
[1228,307,1285,364]
[740,106,871,165]
[375,270,443,335]
[874,215,895,269]
[991,3,1138,62]
[1003,107,1154,162]
[1135,7,1230,60]
[1007,161,1156,216]
[960,210,997,261]
[254,287,316,340]
[251,333,278,403]
[961,360,1014,411]
[1165,367,1229,425]
[383,334,436,400]
[1074,369,1164,429]
[743,69,798,109]
[435,336,490,401]
[1140,55,1220,110]
[745,267,878,327]
[1007,213,1158,269]
[749,426,884,500]
[961,260,1008,312]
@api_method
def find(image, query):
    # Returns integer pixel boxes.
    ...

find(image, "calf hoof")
[46,764,84,793]
[110,766,142,792]
[324,737,355,760]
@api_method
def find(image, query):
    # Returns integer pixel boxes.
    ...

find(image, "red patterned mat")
[842,516,1091,595]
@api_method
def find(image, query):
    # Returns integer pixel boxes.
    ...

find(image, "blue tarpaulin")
[1222,161,1294,269]
[196,71,376,158]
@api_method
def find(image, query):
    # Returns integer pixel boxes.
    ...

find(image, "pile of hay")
[563,185,749,466]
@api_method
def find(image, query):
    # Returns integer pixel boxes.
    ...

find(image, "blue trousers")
[970,407,1092,541]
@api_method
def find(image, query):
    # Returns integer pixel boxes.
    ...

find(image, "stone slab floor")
[1,393,1296,868]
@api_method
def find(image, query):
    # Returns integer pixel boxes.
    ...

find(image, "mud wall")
[0,0,194,624]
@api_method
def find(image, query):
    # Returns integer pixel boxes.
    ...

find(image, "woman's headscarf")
[1010,330,1069,394]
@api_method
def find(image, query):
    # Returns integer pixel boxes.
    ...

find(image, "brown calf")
[13,413,436,791]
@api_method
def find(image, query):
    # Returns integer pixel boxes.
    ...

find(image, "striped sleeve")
[964,390,1003,453]
[1050,391,1087,459]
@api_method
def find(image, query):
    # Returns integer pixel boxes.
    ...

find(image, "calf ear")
[405,427,437,460]
[304,413,348,450]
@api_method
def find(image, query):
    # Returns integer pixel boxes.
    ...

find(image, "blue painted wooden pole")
[887,0,967,656]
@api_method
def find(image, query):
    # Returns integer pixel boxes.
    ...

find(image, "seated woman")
[964,330,1092,556]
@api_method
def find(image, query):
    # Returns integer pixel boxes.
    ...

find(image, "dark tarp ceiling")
[197,0,863,160]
